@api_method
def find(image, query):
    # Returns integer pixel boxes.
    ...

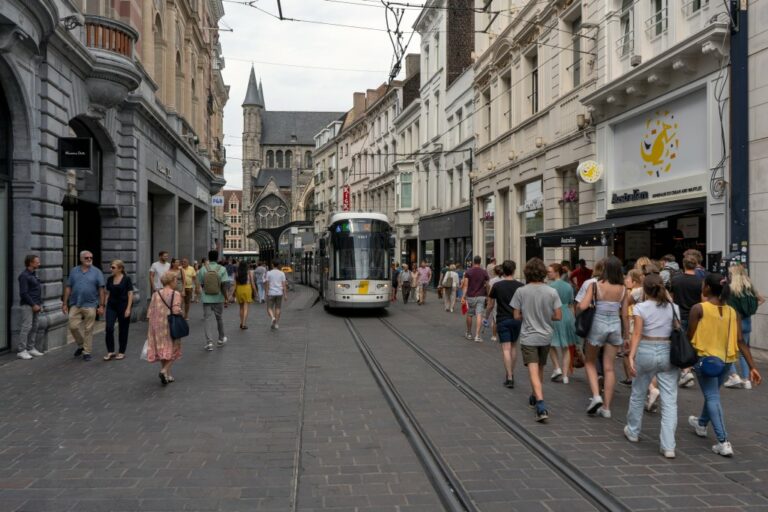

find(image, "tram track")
[344,314,630,512]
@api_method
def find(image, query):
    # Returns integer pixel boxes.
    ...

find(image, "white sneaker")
[623,425,639,443]
[490,336,497,342]
[551,368,563,382]
[724,374,743,389]
[562,376,569,385]
[28,349,44,357]
[688,416,707,437]
[474,336,483,343]
[596,407,611,418]
[274,323,279,330]
[679,371,695,388]
[744,380,753,390]
[205,343,214,352]
[217,337,227,346]
[17,350,32,360]
[645,387,660,411]
[712,441,734,457]
[464,332,473,340]
[587,396,603,414]
[660,449,676,459]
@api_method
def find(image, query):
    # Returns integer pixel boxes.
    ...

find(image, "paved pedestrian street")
[2,286,768,512]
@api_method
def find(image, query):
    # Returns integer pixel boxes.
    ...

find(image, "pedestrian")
[62,250,105,361]
[486,260,523,388]
[570,259,593,291]
[391,262,400,303]
[487,265,503,342]
[623,269,645,387]
[169,258,184,293]
[235,260,256,329]
[687,273,762,457]
[409,265,419,302]
[417,260,432,305]
[511,258,563,422]
[486,257,497,277]
[578,256,628,419]
[547,263,578,384]
[103,259,133,361]
[684,248,707,279]
[671,256,704,388]
[149,251,170,293]
[180,258,197,319]
[441,264,459,312]
[624,273,681,458]
[266,260,288,330]
[196,250,228,351]
[461,256,490,342]
[226,258,238,303]
[455,263,465,300]
[399,263,412,304]
[723,264,765,390]
[146,271,183,385]
[660,254,681,290]
[254,260,267,303]
[17,254,44,359]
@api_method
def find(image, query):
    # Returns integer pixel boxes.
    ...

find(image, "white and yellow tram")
[313,212,394,309]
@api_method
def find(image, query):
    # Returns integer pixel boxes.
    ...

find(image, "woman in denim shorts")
[578,256,629,419]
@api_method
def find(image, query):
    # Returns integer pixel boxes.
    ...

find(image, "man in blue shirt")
[62,250,105,361]
[17,254,44,360]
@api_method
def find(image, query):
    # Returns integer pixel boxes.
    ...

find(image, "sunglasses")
[110,266,117,269]
[83,256,93,260]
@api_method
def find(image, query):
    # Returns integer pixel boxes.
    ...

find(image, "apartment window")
[529,54,539,115]
[433,33,440,73]
[646,0,668,37]
[383,144,389,172]
[424,45,430,78]
[500,72,511,131]
[482,88,491,143]
[683,0,706,15]
[434,92,440,138]
[572,17,582,88]
[400,172,413,208]
[617,0,634,57]
[456,109,463,142]
[425,101,430,141]
[448,170,454,209]
[384,111,389,132]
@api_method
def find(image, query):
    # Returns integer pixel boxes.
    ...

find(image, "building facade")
[0,0,228,353]
[222,190,243,252]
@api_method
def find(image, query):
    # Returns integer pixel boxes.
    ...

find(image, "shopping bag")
[140,340,148,361]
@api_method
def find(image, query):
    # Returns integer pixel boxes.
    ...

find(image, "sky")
[218,0,422,190]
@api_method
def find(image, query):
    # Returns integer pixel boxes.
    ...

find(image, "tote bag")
[160,290,189,339]
[670,306,698,368]
[575,282,596,338]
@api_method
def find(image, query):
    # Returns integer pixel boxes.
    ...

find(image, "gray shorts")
[267,295,283,309]
[587,313,623,347]
[466,296,486,317]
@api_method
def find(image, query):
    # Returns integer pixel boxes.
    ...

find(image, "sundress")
[146,288,183,362]
[549,279,578,347]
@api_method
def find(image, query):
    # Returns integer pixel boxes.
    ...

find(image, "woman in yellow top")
[234,260,256,330]
[687,273,762,457]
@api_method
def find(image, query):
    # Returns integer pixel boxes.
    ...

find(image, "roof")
[261,111,345,145]
[243,67,263,107]
[222,190,242,210]
[253,169,293,188]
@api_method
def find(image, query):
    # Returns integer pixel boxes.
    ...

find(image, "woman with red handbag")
[687,273,762,456]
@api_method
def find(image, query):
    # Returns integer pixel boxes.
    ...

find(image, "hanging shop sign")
[516,196,543,213]
[211,195,225,207]
[58,137,92,169]
[342,185,350,211]
[577,160,603,183]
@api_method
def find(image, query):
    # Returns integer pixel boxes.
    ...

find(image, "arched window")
[285,150,293,168]
[256,195,289,229]
[175,51,183,109]
[153,15,164,89]
[266,150,274,167]
[276,150,283,168]
[305,151,312,168]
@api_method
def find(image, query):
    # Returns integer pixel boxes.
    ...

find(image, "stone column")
[178,200,195,261]
[152,193,177,258]
[194,207,210,260]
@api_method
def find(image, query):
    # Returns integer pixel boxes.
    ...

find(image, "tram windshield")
[330,220,391,280]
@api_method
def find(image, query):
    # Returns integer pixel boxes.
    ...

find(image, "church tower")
[241,66,264,251]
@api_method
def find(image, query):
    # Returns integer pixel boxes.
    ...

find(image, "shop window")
[482,196,495,261]
[561,171,579,228]
[519,179,543,236]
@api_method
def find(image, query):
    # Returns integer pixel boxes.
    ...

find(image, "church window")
[256,195,289,229]
[286,150,293,168]
[276,150,283,168]
[266,150,274,168]
[305,151,312,168]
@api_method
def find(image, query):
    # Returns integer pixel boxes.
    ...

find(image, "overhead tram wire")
[225,56,387,73]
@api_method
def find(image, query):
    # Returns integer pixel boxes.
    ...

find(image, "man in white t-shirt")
[265,261,288,330]
[149,251,170,292]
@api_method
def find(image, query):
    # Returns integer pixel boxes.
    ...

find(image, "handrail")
[83,15,138,59]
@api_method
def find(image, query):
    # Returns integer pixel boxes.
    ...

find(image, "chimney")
[405,54,420,78]
[353,92,366,116]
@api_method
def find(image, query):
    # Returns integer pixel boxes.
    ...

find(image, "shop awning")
[536,208,700,248]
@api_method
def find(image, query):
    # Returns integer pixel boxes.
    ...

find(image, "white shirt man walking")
[265,261,288,330]
[149,251,170,292]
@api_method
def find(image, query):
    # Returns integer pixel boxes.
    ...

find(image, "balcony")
[82,15,141,118]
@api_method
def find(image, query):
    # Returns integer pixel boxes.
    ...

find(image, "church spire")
[243,66,263,107]
[258,79,264,108]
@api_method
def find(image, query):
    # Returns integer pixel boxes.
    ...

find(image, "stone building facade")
[0,0,228,353]
[222,190,243,252]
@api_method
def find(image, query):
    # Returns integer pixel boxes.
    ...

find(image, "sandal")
[159,372,168,386]
[103,353,115,361]
[115,353,125,360]
[167,376,175,383]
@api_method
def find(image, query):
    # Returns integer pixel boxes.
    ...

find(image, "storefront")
[539,83,724,263]
[419,207,471,280]
[518,180,544,262]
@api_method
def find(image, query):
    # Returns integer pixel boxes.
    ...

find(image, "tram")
[313,212,394,309]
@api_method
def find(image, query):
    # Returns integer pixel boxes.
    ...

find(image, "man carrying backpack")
[197,250,228,351]
[660,254,681,290]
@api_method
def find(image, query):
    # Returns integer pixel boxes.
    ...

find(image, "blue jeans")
[730,318,750,380]
[257,281,265,302]
[695,363,733,442]
[626,343,680,451]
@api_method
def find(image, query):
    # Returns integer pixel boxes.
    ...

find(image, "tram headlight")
[336,283,351,289]
[377,283,388,289]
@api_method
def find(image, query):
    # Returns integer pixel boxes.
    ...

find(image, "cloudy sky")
[218,0,422,189]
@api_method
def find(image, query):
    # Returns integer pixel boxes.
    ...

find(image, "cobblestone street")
[2,285,768,511]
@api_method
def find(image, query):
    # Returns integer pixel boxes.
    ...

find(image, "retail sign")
[611,189,649,205]
[342,185,350,211]
[611,89,707,204]
[58,137,92,169]
[610,177,705,208]
[516,196,543,213]
[211,195,224,207]
[577,160,603,183]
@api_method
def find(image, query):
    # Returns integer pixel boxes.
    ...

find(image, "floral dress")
[146,288,183,362]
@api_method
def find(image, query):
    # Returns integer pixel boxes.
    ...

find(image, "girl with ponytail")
[687,273,762,457]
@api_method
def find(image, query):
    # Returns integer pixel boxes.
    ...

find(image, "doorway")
[0,80,10,351]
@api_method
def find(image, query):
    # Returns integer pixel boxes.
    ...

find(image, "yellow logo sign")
[640,110,678,177]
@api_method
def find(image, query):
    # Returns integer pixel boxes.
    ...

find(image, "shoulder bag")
[694,306,731,377]
[670,305,698,368]
[160,290,189,339]
[575,282,597,338]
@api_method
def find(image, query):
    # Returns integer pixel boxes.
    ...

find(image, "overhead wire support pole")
[276,0,284,20]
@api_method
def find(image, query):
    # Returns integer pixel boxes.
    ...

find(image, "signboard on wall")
[342,185,350,211]
[211,196,224,207]
[58,137,92,169]
[610,89,708,208]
